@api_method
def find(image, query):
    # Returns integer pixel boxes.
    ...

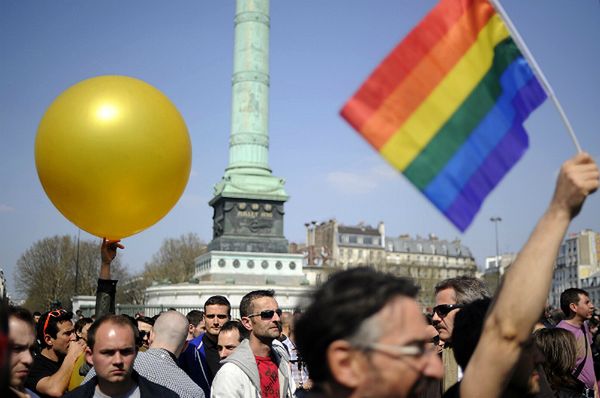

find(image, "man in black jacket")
[64,314,177,398]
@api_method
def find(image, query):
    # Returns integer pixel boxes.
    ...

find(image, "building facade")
[304,220,477,309]
[482,253,518,295]
[550,230,600,307]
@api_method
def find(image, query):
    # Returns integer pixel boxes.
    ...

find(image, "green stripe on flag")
[404,38,522,190]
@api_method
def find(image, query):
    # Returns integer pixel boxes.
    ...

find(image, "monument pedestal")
[208,196,288,253]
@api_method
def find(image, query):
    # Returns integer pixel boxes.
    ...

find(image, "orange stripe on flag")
[340,0,476,133]
[363,2,495,150]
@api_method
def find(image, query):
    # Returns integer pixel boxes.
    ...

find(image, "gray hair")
[435,276,490,304]
[346,311,384,348]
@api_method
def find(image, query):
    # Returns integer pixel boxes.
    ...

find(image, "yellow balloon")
[35,75,191,239]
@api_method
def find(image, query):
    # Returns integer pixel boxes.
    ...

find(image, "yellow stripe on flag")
[380,14,510,171]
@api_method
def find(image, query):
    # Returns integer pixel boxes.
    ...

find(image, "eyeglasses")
[205,314,229,320]
[432,304,464,318]
[247,309,282,320]
[42,309,68,337]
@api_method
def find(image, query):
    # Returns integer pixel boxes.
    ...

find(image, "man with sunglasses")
[432,277,489,392]
[211,290,295,397]
[179,295,231,397]
[25,309,86,398]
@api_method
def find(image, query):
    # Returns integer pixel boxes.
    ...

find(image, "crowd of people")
[1,152,598,398]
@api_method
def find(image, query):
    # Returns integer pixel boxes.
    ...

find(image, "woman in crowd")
[533,328,585,398]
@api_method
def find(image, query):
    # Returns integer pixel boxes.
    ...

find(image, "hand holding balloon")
[35,76,192,239]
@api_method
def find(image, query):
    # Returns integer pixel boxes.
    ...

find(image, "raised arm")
[95,238,124,317]
[461,152,599,398]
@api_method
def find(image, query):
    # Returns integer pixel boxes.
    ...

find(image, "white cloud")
[327,165,399,195]
[0,204,15,213]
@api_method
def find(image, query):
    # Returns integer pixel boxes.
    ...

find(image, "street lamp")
[490,217,502,272]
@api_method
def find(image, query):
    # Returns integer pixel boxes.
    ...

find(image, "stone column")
[208,0,289,253]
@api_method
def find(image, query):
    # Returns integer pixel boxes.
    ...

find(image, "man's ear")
[570,302,578,314]
[240,317,253,332]
[43,333,53,348]
[326,340,365,389]
[85,347,93,366]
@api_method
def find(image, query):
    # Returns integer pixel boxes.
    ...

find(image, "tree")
[142,233,207,284]
[15,235,128,311]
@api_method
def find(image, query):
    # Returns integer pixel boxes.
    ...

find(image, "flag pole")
[489,0,582,153]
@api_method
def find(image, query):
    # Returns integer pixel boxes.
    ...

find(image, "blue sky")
[1,1,599,299]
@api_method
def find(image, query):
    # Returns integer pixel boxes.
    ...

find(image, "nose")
[22,350,34,366]
[219,349,230,360]
[431,311,441,325]
[113,352,124,365]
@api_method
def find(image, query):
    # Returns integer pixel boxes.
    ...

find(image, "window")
[349,235,358,244]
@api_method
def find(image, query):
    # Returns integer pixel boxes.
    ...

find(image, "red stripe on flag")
[341,0,494,149]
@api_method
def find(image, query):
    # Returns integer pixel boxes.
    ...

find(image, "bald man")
[84,311,204,398]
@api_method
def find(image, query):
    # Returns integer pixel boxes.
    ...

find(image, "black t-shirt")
[24,353,62,398]
[202,333,221,381]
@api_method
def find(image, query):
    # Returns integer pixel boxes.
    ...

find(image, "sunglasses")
[432,304,464,318]
[42,309,68,337]
[247,309,282,320]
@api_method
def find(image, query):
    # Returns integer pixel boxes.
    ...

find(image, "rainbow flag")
[341,0,547,231]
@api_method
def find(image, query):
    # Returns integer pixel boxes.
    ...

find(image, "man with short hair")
[25,309,85,398]
[84,310,205,397]
[211,290,295,397]
[217,320,248,360]
[432,276,489,391]
[295,267,443,398]
[179,295,231,397]
[8,306,39,398]
[186,309,205,341]
[64,314,177,397]
[557,288,597,395]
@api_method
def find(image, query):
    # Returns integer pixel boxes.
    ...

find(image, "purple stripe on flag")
[444,124,528,231]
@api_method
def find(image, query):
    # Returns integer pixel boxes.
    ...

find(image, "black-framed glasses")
[432,304,464,318]
[247,309,282,320]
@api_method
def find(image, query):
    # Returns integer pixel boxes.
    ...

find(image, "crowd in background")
[1,153,598,398]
